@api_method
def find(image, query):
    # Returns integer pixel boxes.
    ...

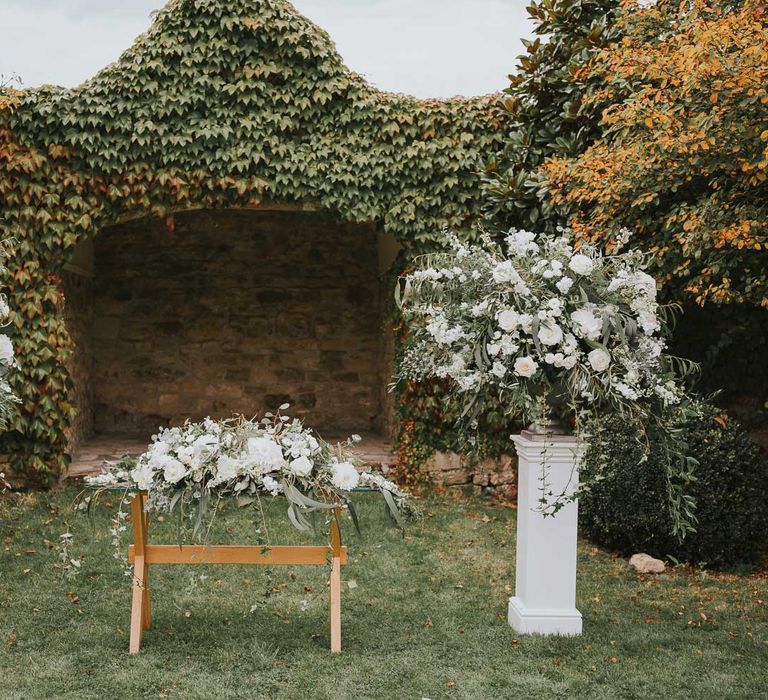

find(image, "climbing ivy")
[0,0,506,484]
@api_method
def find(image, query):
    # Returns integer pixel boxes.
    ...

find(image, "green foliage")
[580,403,768,567]
[0,0,506,482]
[394,377,519,486]
[482,0,619,233]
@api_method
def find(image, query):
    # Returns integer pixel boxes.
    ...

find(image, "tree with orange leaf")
[544,0,768,308]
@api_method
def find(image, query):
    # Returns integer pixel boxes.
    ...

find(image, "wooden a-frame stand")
[127,491,347,654]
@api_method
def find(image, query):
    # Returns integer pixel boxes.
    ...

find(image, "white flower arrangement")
[397,229,693,427]
[87,410,410,536]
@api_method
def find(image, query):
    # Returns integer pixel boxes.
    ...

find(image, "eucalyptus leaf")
[381,488,405,529]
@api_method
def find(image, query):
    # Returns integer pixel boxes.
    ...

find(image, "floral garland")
[86,409,411,540]
[396,229,699,535]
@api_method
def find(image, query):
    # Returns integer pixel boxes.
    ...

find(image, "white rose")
[556,276,574,294]
[153,439,170,454]
[215,454,241,482]
[506,229,537,255]
[331,461,360,491]
[0,297,9,319]
[587,348,611,372]
[161,457,187,484]
[497,309,520,332]
[289,455,313,478]
[0,335,14,365]
[176,445,195,467]
[246,436,285,474]
[513,356,538,378]
[569,254,594,276]
[571,308,602,340]
[492,260,521,284]
[490,361,507,378]
[537,322,563,346]
[130,463,154,491]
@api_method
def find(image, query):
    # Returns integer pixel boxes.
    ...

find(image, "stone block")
[84,210,384,434]
[157,394,179,413]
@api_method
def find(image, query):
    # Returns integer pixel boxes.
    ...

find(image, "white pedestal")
[508,431,582,636]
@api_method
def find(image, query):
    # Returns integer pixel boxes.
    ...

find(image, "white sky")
[0,0,534,98]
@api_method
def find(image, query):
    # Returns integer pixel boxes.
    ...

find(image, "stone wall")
[61,269,95,450]
[425,451,518,500]
[90,209,385,435]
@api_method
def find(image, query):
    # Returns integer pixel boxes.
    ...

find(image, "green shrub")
[579,404,768,567]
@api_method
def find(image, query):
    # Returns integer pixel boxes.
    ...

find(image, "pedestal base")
[508,597,582,636]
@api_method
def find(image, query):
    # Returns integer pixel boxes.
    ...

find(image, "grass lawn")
[1,486,766,699]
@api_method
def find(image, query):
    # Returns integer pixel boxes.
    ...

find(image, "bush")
[579,404,768,567]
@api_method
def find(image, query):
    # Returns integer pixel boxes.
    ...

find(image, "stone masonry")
[88,209,386,436]
[425,451,518,500]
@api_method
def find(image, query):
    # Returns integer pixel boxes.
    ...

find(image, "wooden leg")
[141,563,152,630]
[330,555,342,653]
[129,554,146,654]
[330,507,342,653]
[141,509,152,630]
[129,492,150,654]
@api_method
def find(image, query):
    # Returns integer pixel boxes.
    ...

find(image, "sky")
[0,0,535,98]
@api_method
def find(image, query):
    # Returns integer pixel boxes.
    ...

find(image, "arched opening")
[62,208,398,474]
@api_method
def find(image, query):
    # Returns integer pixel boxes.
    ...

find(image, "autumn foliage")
[545,0,768,307]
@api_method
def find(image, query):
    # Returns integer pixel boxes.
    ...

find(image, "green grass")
[1,487,766,700]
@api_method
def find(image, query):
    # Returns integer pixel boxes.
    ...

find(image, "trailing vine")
[0,0,507,484]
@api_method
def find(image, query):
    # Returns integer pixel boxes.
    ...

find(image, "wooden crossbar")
[128,543,348,566]
[126,491,345,655]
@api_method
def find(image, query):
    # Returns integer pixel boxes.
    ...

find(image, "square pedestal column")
[508,431,582,636]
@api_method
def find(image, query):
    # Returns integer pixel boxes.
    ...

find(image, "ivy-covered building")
[0,0,505,484]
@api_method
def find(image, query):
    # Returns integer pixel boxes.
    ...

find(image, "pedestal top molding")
[511,432,584,464]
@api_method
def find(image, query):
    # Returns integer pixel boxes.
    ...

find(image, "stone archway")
[63,208,399,476]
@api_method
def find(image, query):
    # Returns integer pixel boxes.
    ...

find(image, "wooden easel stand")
[127,491,347,654]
